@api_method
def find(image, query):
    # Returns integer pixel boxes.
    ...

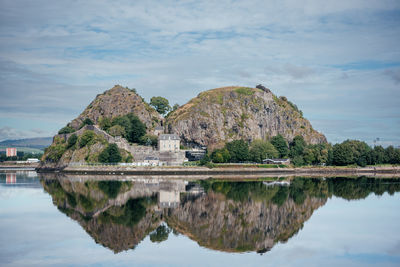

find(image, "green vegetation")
[270,135,289,158]
[67,134,78,148]
[249,139,279,163]
[79,130,96,148]
[98,181,123,198]
[139,134,158,147]
[226,140,250,162]
[58,126,75,134]
[98,144,122,163]
[44,137,66,162]
[150,225,171,243]
[102,113,146,143]
[235,87,255,96]
[150,96,171,115]
[80,118,94,128]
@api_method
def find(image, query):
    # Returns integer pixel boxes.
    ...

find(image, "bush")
[108,125,125,137]
[139,134,158,147]
[67,134,78,148]
[79,130,96,148]
[99,144,122,163]
[58,126,75,134]
[45,144,66,161]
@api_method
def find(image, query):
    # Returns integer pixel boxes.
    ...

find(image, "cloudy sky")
[0,0,399,146]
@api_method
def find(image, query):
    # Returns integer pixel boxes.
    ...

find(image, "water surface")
[0,172,399,266]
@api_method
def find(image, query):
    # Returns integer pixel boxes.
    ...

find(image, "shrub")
[67,134,78,148]
[79,130,96,148]
[58,126,75,134]
[99,144,122,163]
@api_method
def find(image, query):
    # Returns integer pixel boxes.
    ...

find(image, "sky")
[0,0,399,146]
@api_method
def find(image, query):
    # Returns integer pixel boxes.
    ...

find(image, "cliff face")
[69,85,162,131]
[166,86,326,149]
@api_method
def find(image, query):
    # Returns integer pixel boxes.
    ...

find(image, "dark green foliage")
[200,153,211,165]
[271,187,289,206]
[58,126,75,134]
[99,117,112,131]
[172,103,180,111]
[150,225,171,243]
[98,181,122,198]
[289,135,306,158]
[271,134,289,158]
[332,143,353,166]
[150,96,171,115]
[249,140,279,163]
[81,118,94,127]
[110,113,146,143]
[211,148,231,163]
[67,134,78,148]
[99,197,151,227]
[79,130,96,148]
[66,193,77,208]
[139,134,158,147]
[99,144,122,163]
[79,194,93,212]
[45,144,66,161]
[226,140,250,162]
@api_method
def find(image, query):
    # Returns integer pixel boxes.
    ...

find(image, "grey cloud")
[384,69,400,84]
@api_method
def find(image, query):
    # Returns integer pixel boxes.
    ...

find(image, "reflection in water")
[40,175,400,254]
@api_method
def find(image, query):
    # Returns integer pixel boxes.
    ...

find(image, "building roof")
[159,134,180,140]
[263,158,290,162]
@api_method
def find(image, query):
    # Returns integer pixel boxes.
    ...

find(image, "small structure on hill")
[158,134,180,152]
[154,126,164,136]
[262,158,291,165]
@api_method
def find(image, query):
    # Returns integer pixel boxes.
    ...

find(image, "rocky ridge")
[69,85,162,131]
[166,86,326,149]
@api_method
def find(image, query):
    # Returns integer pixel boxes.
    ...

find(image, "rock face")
[69,85,162,131]
[166,86,326,149]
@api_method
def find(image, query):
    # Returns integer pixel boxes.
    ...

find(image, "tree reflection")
[40,175,400,254]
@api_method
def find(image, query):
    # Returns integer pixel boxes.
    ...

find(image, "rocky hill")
[166,86,326,149]
[69,85,162,131]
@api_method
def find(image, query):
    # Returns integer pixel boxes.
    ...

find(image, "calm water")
[1,172,400,267]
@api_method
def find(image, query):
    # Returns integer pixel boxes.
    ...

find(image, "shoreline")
[34,165,400,178]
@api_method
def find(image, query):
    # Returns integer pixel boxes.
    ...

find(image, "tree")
[211,148,231,163]
[150,96,171,115]
[139,134,158,147]
[150,225,171,243]
[332,143,353,166]
[99,117,112,131]
[79,130,95,147]
[67,134,78,148]
[270,134,288,158]
[58,126,75,134]
[172,103,180,111]
[289,135,306,158]
[128,114,146,143]
[226,140,250,162]
[80,118,94,128]
[249,139,279,163]
[99,144,122,163]
[108,125,125,137]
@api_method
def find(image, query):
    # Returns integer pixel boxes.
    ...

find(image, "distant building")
[158,134,180,152]
[154,126,164,136]
[262,158,291,165]
[6,148,17,157]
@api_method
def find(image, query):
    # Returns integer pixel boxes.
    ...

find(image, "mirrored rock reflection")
[39,175,400,254]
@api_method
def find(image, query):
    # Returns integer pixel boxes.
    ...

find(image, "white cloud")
[0,0,399,144]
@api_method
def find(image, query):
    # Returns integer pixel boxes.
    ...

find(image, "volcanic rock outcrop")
[166,86,326,149]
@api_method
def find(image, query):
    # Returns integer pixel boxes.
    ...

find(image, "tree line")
[204,134,400,166]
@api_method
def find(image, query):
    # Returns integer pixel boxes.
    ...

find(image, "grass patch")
[235,87,254,96]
